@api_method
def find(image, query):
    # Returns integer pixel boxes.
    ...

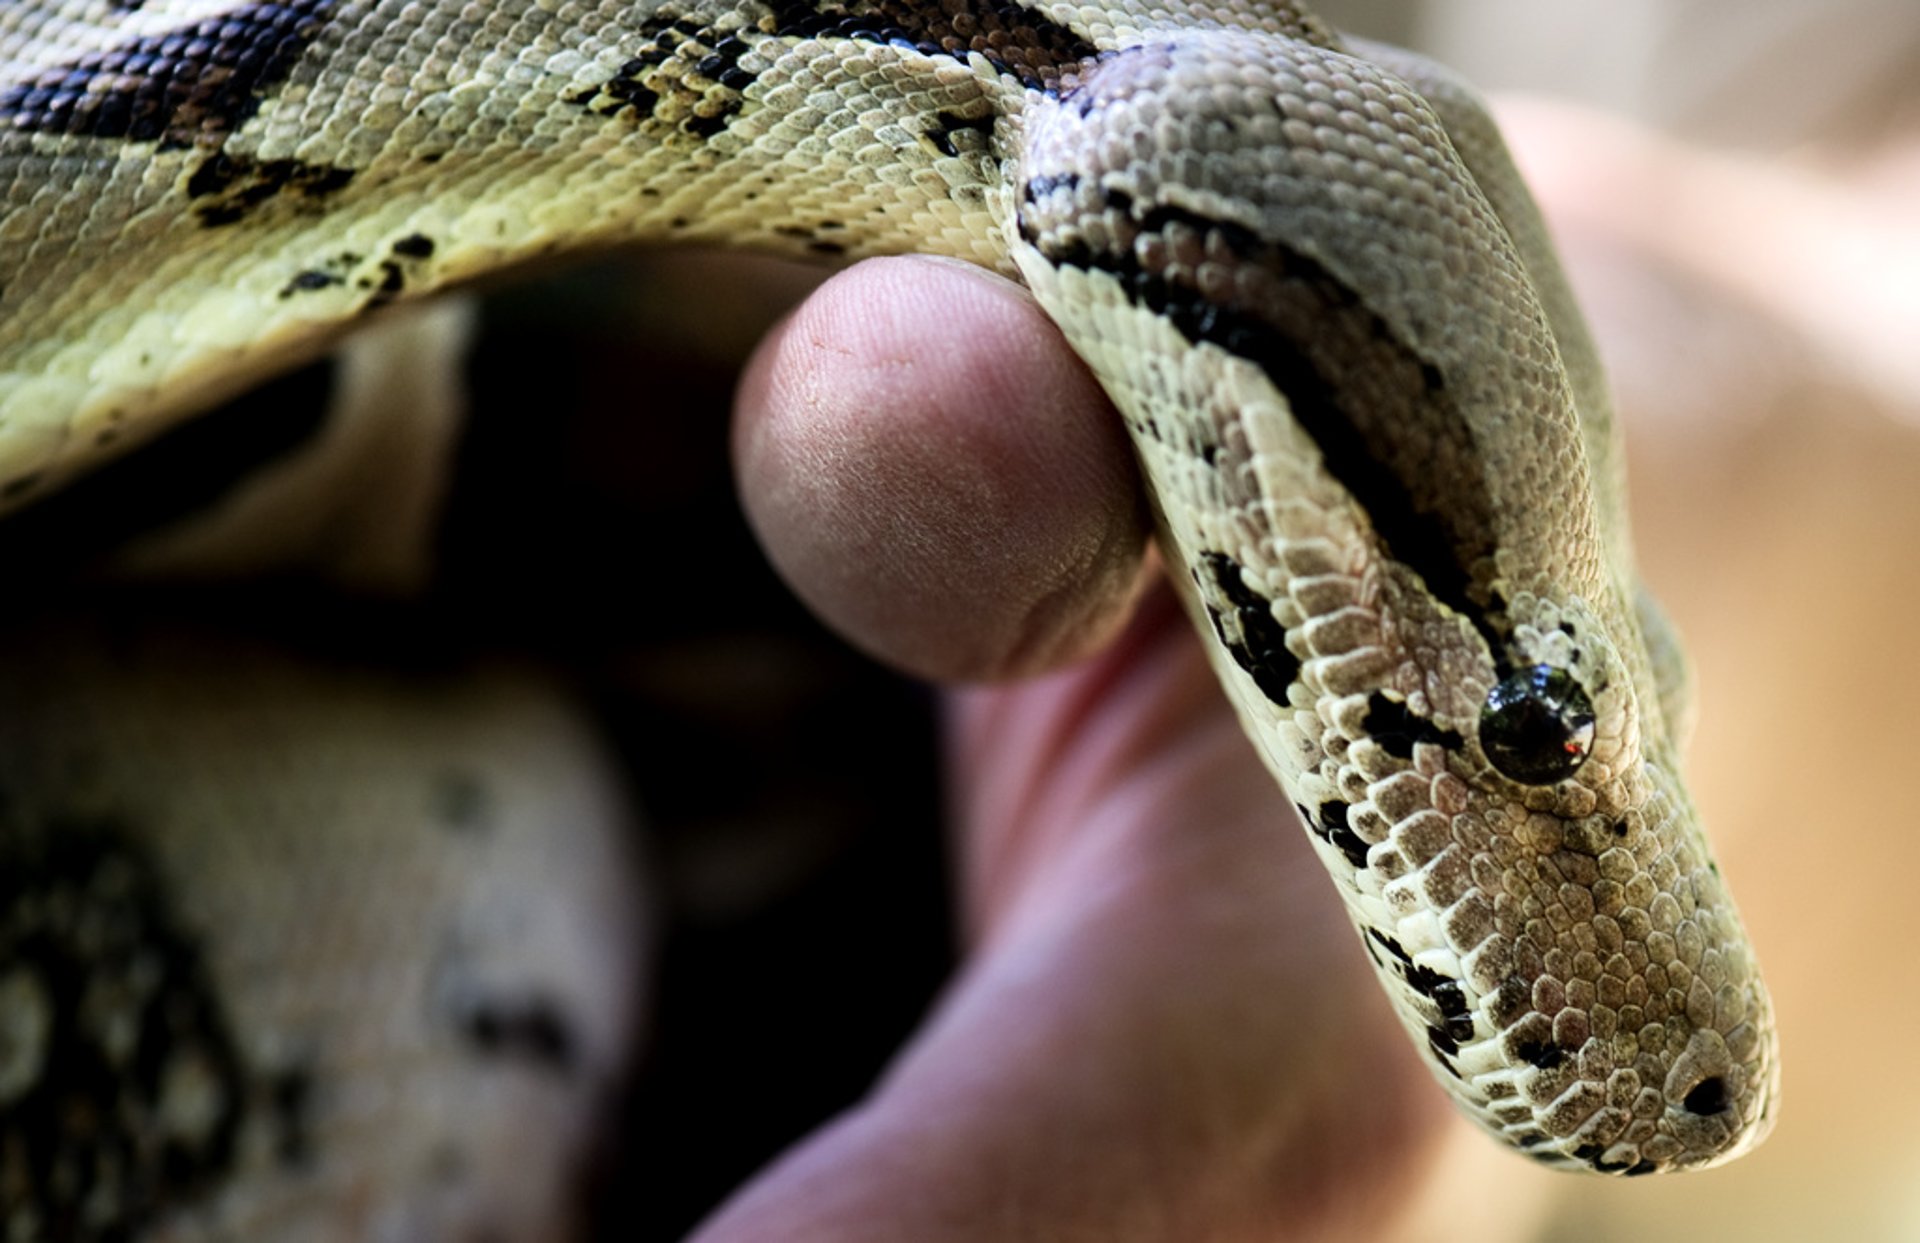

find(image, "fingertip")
[733,256,1149,683]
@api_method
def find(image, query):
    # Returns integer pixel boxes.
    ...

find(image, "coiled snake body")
[0,0,1776,1231]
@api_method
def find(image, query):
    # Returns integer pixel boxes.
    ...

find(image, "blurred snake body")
[0,0,1776,1230]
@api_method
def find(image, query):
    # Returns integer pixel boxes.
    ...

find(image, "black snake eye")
[1479,665,1595,785]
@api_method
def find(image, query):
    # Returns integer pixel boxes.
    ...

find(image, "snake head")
[1008,25,1776,1172]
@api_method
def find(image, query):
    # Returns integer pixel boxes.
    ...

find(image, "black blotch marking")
[761,0,1098,92]
[1573,1143,1605,1162]
[0,817,248,1233]
[1681,1076,1728,1116]
[1027,197,1509,657]
[1403,961,1448,998]
[1368,928,1413,966]
[1516,1132,1548,1149]
[1432,981,1470,1025]
[696,41,748,81]
[1612,819,1630,838]
[570,6,1021,141]
[1387,943,1477,1052]
[1130,200,1262,253]
[566,63,660,118]
[276,249,363,299]
[359,260,406,310]
[1404,963,1473,1041]
[1020,171,1081,203]
[563,15,753,134]
[1624,1160,1659,1177]
[1316,799,1368,869]
[572,0,1082,146]
[1383,939,1467,1076]
[1302,800,1368,871]
[337,228,441,311]
[1514,1037,1566,1071]
[0,358,335,578]
[683,106,739,139]
[278,268,342,297]
[773,223,848,255]
[1360,918,1385,966]
[925,109,995,157]
[1197,552,1298,705]
[1362,691,1465,760]
[1201,550,1263,610]
[357,236,439,306]
[187,152,354,227]
[0,0,336,147]
[460,998,579,1075]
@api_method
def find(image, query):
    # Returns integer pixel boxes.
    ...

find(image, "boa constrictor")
[0,0,1777,1232]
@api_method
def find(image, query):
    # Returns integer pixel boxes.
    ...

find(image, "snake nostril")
[1681,1076,1729,1116]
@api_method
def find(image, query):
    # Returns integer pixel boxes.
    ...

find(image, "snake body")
[0,0,1776,1228]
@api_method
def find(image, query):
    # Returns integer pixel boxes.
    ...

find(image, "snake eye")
[1479,665,1595,785]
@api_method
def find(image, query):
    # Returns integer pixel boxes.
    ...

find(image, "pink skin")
[716,255,1461,1242]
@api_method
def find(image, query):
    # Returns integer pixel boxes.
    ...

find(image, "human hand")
[704,255,1509,1242]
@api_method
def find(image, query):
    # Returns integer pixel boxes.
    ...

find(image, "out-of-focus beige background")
[1316,2,1920,1239]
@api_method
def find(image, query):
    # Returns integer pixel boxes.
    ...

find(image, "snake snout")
[1658,1023,1777,1169]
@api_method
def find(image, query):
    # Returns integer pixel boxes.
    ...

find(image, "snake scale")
[0,0,1777,1233]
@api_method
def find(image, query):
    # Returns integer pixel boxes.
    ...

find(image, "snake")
[0,0,1779,1231]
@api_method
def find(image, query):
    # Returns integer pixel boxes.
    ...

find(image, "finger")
[689,590,1506,1243]
[733,255,1151,683]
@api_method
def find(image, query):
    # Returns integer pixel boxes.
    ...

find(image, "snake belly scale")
[0,0,1775,1204]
